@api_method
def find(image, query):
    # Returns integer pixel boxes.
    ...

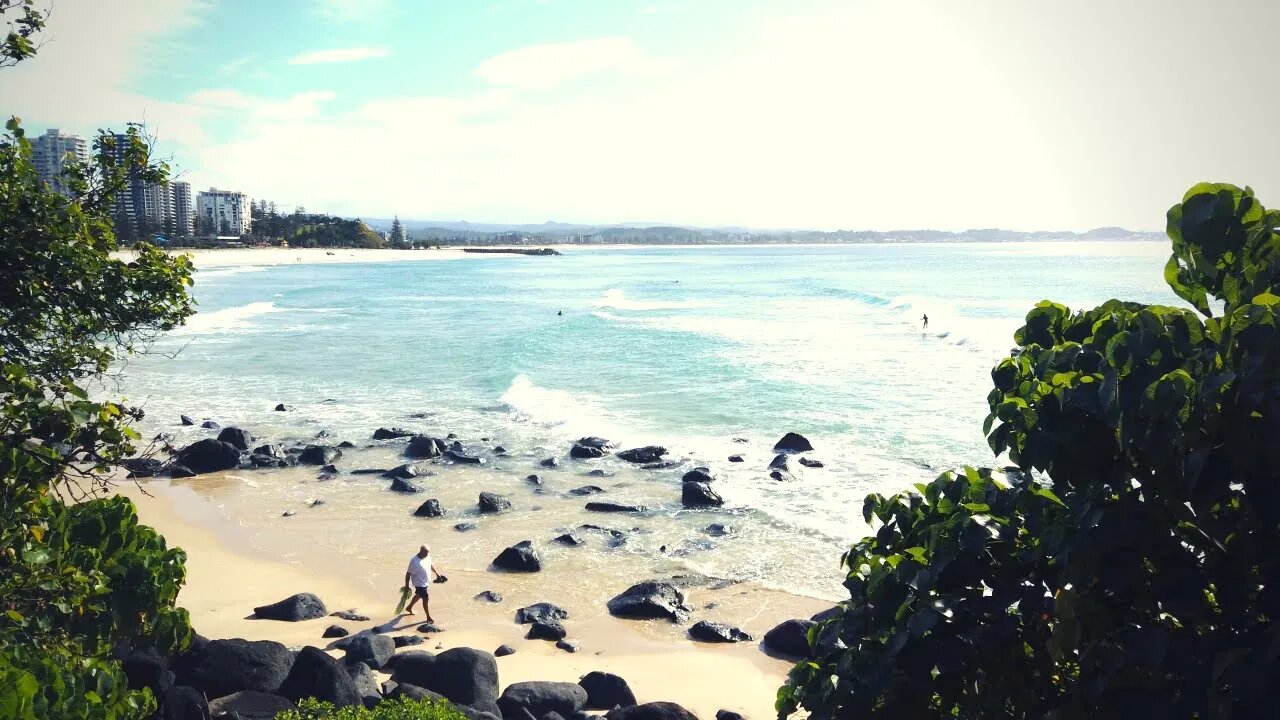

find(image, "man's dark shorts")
[414,585,429,600]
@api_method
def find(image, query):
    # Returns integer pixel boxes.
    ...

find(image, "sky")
[1,0,1278,231]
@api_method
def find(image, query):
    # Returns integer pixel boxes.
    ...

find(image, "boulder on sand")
[123,457,164,478]
[578,671,637,709]
[515,602,569,624]
[772,432,813,453]
[763,618,816,657]
[606,582,690,623]
[345,662,381,709]
[493,541,542,572]
[323,625,349,638]
[253,592,327,621]
[298,445,342,465]
[525,620,567,641]
[616,446,667,464]
[606,702,700,720]
[277,646,360,707]
[392,647,499,717]
[208,691,296,720]
[175,439,242,474]
[498,681,588,720]
[478,492,512,513]
[406,436,447,459]
[216,427,255,451]
[160,685,209,720]
[494,644,515,657]
[570,437,614,459]
[688,620,753,643]
[343,633,396,670]
[174,638,294,699]
[414,499,446,517]
[681,481,724,508]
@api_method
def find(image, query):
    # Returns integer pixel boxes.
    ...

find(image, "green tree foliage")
[247,205,386,249]
[0,7,197,717]
[277,696,470,720]
[779,183,1280,719]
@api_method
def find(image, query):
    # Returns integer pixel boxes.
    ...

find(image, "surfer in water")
[922,314,929,329]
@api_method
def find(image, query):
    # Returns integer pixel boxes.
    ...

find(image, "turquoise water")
[120,241,1180,598]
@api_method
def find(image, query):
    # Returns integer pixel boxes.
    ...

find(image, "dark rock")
[216,427,255,451]
[180,414,196,426]
[207,691,296,720]
[516,602,569,625]
[253,592,327,621]
[455,522,478,532]
[810,606,842,623]
[526,620,567,641]
[606,702,699,720]
[769,470,793,481]
[705,523,733,537]
[445,449,485,464]
[474,590,503,603]
[540,457,560,468]
[555,640,579,653]
[682,468,715,484]
[159,685,208,720]
[393,647,499,716]
[123,457,165,478]
[345,662,381,709]
[585,502,646,513]
[688,620,753,643]
[415,623,445,634]
[772,432,813,453]
[554,533,584,546]
[585,469,613,477]
[331,610,371,622]
[448,440,464,452]
[320,463,338,475]
[494,644,515,657]
[763,619,816,657]
[299,445,342,465]
[323,625,349,638]
[384,650,435,685]
[499,681,588,720]
[374,427,416,440]
[493,446,507,454]
[275,403,289,411]
[579,671,637,709]
[479,492,512,513]
[394,635,425,648]
[353,468,390,475]
[493,540,542,572]
[175,638,294,699]
[681,481,724,508]
[123,648,171,697]
[387,682,447,702]
[406,436,447,459]
[390,477,423,494]
[727,455,744,463]
[570,437,614,459]
[169,465,196,478]
[414,499,446,517]
[799,457,824,468]
[175,439,242,474]
[343,633,396,669]
[568,485,604,496]
[200,420,220,429]
[642,461,682,470]
[716,711,746,720]
[606,582,690,623]
[768,454,793,471]
[525,474,543,484]
[278,645,360,707]
[384,463,422,479]
[253,443,285,459]
[617,446,667,464]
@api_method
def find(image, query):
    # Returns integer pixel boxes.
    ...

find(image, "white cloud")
[475,37,675,92]
[188,90,337,120]
[287,47,390,65]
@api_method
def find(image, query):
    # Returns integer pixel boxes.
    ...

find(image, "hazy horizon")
[3,0,1277,231]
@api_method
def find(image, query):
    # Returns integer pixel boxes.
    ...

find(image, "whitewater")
[117,241,1178,601]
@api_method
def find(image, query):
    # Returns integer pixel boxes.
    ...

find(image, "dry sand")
[121,479,811,718]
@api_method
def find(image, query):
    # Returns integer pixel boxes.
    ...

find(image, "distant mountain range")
[359,218,1164,246]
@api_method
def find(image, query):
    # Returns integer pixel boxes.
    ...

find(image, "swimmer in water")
[922,314,929,329]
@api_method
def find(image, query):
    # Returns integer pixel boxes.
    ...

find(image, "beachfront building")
[32,129,89,196]
[171,181,194,236]
[197,187,252,237]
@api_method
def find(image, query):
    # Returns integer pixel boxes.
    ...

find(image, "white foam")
[176,302,283,334]
[594,288,705,311]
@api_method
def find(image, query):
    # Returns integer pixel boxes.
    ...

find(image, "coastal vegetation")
[278,696,468,720]
[241,202,387,248]
[780,184,1280,718]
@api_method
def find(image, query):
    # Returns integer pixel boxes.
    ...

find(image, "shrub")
[278,696,471,720]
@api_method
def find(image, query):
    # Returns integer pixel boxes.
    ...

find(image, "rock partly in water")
[216,427,255,451]
[585,502,647,513]
[799,457,824,468]
[373,427,416,440]
[681,481,724,508]
[478,492,512,513]
[384,463,422,479]
[298,445,342,465]
[390,477,424,494]
[275,403,290,412]
[727,454,744,463]
[705,523,733,537]
[414,499,446,517]
[455,522,478,532]
[406,436,447,459]
[253,593,327,622]
[175,439,242,474]
[474,590,503,603]
[525,619,567,641]
[515,602,569,625]
[200,420,220,429]
[578,671,637,709]
[772,432,813,453]
[569,437,614,459]
[568,485,604,496]
[681,468,715,484]
[763,619,816,657]
[688,620,753,643]
[493,541,542,572]
[539,457,560,468]
[554,533,585,546]
[606,582,690,623]
[616,446,667,464]
[444,449,485,465]
[123,457,165,478]
[525,474,543,485]
[180,414,196,426]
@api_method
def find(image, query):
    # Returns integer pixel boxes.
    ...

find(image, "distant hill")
[359,218,1163,247]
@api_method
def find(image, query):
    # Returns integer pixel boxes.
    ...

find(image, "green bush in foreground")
[278,697,470,720]
[779,183,1280,719]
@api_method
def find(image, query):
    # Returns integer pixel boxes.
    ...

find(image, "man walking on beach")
[404,545,442,621]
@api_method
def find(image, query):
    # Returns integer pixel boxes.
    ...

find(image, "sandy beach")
[120,473,823,718]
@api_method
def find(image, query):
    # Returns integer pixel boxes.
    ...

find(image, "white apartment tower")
[32,129,88,196]
[171,181,194,236]
[197,187,252,236]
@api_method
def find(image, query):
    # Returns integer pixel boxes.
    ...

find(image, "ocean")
[116,241,1179,607]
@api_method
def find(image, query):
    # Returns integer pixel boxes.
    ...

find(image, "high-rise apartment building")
[197,188,252,236]
[171,181,194,236]
[31,129,88,196]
